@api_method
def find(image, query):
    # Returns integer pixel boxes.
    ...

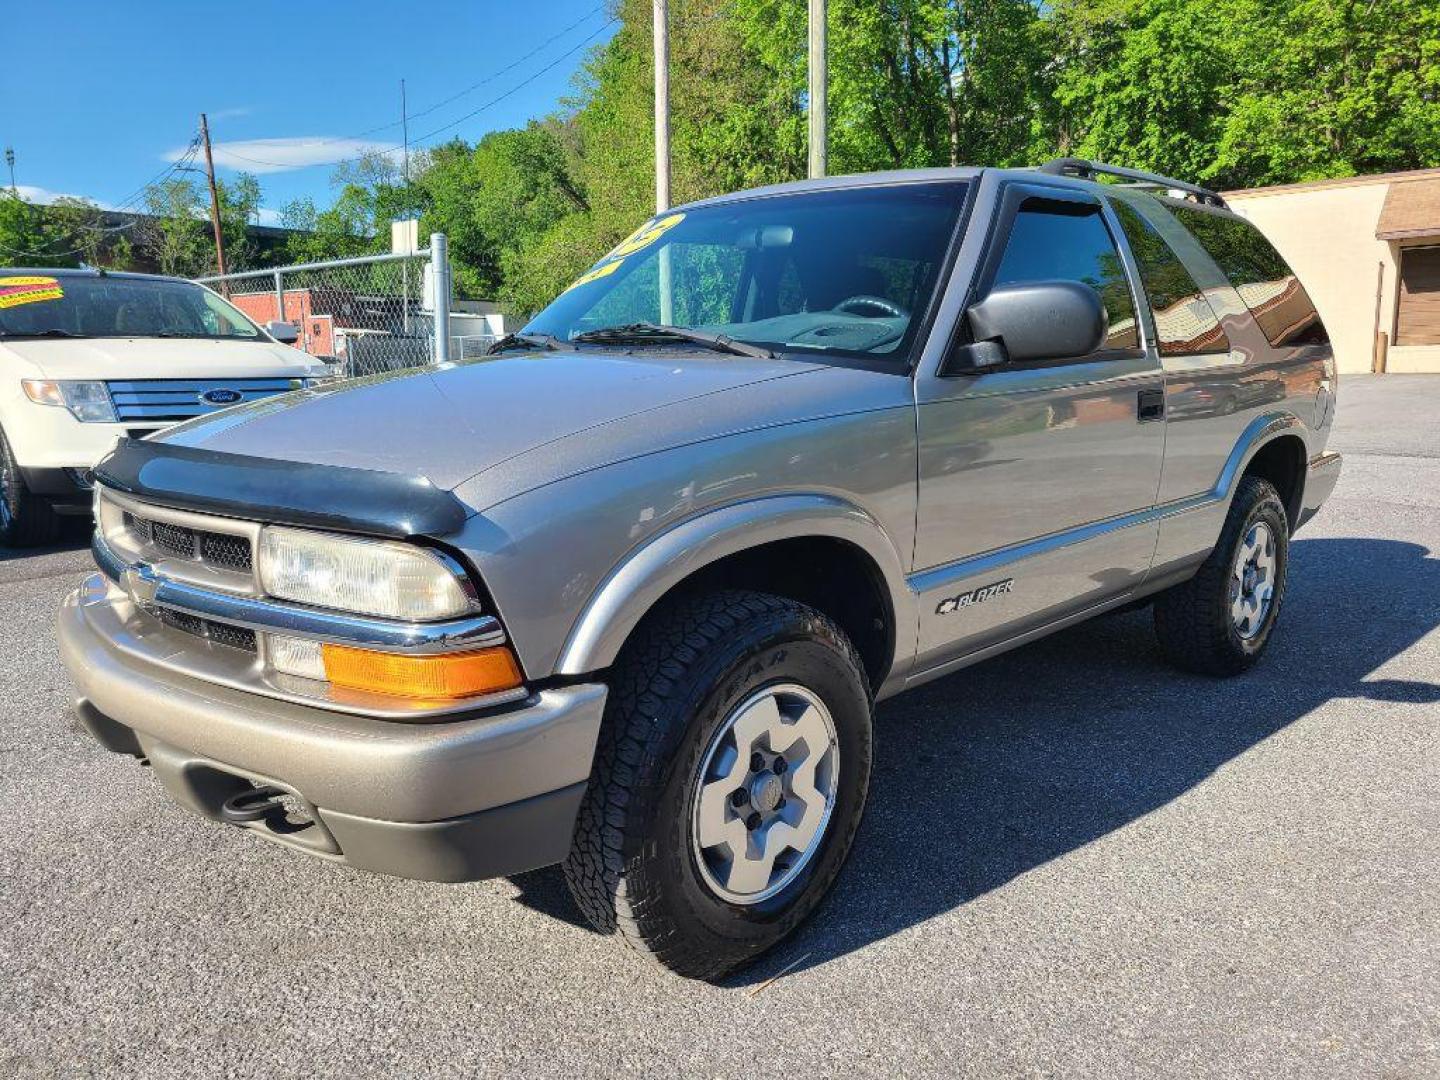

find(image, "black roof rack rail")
[1037,157,1228,208]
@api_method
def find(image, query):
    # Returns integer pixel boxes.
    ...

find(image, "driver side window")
[993,198,1139,350]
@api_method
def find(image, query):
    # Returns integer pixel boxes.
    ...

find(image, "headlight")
[22,379,118,423]
[257,526,477,621]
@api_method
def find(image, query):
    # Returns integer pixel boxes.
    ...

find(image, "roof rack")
[1037,157,1228,208]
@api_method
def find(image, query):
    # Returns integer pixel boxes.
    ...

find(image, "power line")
[219,6,607,158]
[0,134,203,261]
[220,19,617,172]
[104,137,202,215]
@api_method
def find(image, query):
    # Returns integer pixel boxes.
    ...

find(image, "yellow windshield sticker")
[561,258,625,295]
[559,213,686,295]
[607,212,685,260]
[0,275,64,309]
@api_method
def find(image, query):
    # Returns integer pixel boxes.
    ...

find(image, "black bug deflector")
[94,437,470,539]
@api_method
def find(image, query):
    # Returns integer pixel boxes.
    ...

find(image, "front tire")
[1153,475,1289,675]
[563,589,873,980]
[0,424,62,548]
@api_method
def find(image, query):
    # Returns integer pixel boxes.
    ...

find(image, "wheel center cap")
[751,774,783,814]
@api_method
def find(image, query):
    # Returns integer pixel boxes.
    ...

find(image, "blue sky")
[2,0,616,223]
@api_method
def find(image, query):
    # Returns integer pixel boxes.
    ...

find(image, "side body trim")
[907,411,1307,613]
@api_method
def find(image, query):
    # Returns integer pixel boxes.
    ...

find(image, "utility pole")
[653,0,673,323]
[808,0,827,178]
[199,113,228,280]
[401,78,411,186]
[401,79,411,333]
[653,0,671,213]
[3,147,15,194]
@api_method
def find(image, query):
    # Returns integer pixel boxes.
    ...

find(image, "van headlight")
[257,526,478,621]
[22,379,118,423]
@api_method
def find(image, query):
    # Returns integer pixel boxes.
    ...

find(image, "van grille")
[105,378,298,422]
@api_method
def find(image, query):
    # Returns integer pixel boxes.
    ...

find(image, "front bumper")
[58,580,606,882]
[4,398,163,470]
[19,465,95,511]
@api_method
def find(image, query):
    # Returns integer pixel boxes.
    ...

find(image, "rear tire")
[1153,475,1289,676]
[563,589,873,980]
[0,424,62,549]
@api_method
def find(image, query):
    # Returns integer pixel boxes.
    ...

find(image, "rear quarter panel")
[1124,193,1334,575]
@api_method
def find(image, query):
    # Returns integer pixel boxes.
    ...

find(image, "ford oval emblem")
[200,388,243,406]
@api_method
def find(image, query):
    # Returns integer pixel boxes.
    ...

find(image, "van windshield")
[0,274,264,340]
[524,183,969,363]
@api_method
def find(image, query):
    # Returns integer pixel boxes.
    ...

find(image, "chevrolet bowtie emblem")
[121,566,159,606]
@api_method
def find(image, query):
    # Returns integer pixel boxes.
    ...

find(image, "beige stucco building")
[1226,169,1440,374]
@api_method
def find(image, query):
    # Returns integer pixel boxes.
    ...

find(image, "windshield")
[0,273,264,340]
[526,182,968,362]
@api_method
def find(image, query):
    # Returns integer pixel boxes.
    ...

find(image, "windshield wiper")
[486,331,575,355]
[570,322,776,359]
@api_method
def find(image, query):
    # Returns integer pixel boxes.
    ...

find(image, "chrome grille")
[105,378,298,422]
[150,519,197,559]
[199,532,253,572]
[118,507,255,578]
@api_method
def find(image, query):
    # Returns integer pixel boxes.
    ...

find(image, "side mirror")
[945,280,1109,373]
[265,320,300,344]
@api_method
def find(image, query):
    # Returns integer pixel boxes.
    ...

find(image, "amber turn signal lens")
[321,644,523,701]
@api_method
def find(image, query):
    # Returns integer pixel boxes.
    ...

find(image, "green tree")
[283,0,1440,314]
[0,192,78,268]
[1051,0,1440,187]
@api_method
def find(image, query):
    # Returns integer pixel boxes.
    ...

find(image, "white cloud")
[16,183,285,229]
[166,136,399,174]
[14,184,114,209]
[208,106,253,121]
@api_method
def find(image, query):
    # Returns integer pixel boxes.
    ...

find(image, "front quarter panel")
[456,403,919,684]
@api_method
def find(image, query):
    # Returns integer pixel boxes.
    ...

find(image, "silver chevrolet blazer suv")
[60,160,1342,979]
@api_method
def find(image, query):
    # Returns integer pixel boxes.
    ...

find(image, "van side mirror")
[265,320,300,344]
[943,280,1109,374]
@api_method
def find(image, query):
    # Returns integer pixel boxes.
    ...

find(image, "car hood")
[0,336,322,379]
[155,349,830,492]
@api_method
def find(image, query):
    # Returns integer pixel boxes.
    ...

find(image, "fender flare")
[554,493,913,677]
[1210,411,1309,511]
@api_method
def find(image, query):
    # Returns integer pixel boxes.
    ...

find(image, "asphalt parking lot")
[2,374,1436,1078]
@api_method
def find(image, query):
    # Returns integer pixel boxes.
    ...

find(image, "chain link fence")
[196,236,454,378]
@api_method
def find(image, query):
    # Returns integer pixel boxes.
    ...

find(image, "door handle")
[1137,388,1165,422]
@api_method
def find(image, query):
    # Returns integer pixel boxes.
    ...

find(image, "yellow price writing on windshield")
[607,213,685,260]
[0,276,64,309]
[559,213,686,295]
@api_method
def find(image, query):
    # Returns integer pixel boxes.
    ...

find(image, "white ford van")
[0,269,330,546]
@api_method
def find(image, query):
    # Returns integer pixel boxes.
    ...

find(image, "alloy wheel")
[1230,521,1276,640]
[691,683,840,905]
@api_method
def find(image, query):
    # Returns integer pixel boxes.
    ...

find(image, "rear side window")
[1170,206,1328,348]
[1112,201,1230,357]
[991,198,1138,349]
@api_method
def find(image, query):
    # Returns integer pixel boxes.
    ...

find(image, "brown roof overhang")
[1377,178,1440,240]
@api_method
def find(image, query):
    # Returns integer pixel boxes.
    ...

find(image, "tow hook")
[220,784,291,826]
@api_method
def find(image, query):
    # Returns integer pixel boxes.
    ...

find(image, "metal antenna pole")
[808,0,827,178]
